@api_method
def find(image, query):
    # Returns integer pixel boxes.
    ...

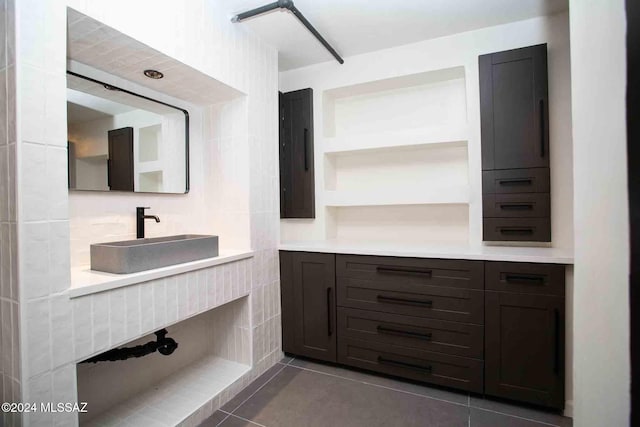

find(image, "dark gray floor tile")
[290,357,469,405]
[471,407,560,427]
[198,410,230,427]
[279,355,294,365]
[234,366,469,427]
[470,397,571,427]
[218,414,264,427]
[221,363,285,412]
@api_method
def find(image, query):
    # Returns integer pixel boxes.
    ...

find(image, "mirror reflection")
[66,72,189,194]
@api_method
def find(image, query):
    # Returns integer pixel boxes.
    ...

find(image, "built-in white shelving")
[324,185,470,207]
[323,125,469,155]
[311,65,471,244]
[85,355,250,427]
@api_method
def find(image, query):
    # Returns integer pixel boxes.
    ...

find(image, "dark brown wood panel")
[336,254,484,290]
[280,251,336,362]
[338,337,484,393]
[107,127,134,191]
[480,44,549,170]
[482,168,550,194]
[483,218,551,242]
[485,291,564,409]
[337,277,484,324]
[280,89,315,218]
[483,193,550,218]
[338,307,483,359]
[485,262,565,296]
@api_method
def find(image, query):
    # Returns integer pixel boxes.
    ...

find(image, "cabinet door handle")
[378,356,432,374]
[499,227,534,235]
[498,178,532,186]
[376,266,432,277]
[499,204,533,211]
[504,274,545,285]
[540,99,545,158]
[554,308,560,375]
[327,287,332,336]
[303,128,309,171]
[107,159,112,189]
[377,325,432,341]
[376,295,433,308]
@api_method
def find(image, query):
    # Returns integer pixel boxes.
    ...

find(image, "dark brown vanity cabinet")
[279,89,315,219]
[280,251,567,410]
[280,251,336,362]
[480,44,551,242]
[484,262,565,409]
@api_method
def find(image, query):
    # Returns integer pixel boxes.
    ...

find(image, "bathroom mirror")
[66,71,189,194]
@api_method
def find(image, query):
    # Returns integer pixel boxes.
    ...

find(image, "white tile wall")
[1,0,21,426]
[10,1,281,426]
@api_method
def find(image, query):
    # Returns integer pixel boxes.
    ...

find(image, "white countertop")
[68,250,254,298]
[279,240,573,264]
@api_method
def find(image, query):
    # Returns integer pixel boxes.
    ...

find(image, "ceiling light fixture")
[143,69,164,79]
[231,0,344,65]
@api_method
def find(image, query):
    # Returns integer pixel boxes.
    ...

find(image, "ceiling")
[221,0,568,71]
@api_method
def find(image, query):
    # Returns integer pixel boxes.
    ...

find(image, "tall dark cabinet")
[480,44,551,242]
[280,251,336,362]
[279,88,315,218]
[107,127,135,192]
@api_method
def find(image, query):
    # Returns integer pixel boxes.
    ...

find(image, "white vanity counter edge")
[279,240,574,264]
[68,250,254,298]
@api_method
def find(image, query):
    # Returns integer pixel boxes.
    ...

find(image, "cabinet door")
[280,251,336,362]
[280,89,315,218]
[480,44,549,170]
[485,291,564,409]
[107,127,134,191]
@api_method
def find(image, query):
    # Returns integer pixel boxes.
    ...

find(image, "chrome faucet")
[136,207,160,239]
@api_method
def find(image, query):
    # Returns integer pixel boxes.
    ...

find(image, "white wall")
[279,12,574,251]
[0,0,20,424]
[570,1,630,426]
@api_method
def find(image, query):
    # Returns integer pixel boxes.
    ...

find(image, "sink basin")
[90,234,219,274]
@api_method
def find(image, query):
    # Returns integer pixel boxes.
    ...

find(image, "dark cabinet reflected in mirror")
[66,71,189,194]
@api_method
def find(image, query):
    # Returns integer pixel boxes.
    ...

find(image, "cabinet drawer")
[338,337,483,393]
[483,218,551,242]
[337,277,484,324]
[338,307,483,359]
[483,168,550,194]
[485,262,565,296]
[483,193,550,218]
[336,255,484,290]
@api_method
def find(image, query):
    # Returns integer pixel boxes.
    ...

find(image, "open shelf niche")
[78,297,251,427]
[320,66,471,244]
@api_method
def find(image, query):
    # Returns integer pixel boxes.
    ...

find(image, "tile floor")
[199,357,572,427]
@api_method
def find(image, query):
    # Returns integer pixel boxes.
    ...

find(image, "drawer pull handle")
[499,204,533,211]
[504,274,545,285]
[376,295,433,308]
[499,227,534,235]
[498,178,532,186]
[378,356,432,374]
[376,266,432,277]
[377,326,432,341]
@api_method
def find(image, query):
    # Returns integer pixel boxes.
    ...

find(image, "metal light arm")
[231,0,344,65]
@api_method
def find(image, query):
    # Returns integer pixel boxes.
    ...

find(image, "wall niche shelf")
[324,186,470,207]
[323,125,469,155]
[313,65,471,246]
